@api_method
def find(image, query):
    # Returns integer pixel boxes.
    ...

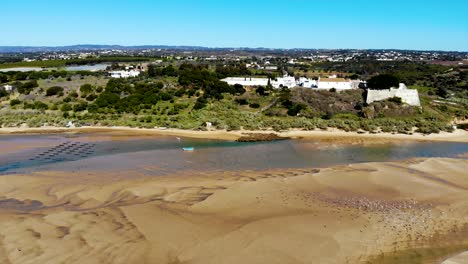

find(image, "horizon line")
[0,44,466,53]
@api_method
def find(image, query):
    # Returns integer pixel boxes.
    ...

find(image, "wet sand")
[442,251,468,264]
[1,126,467,144]
[0,158,467,263]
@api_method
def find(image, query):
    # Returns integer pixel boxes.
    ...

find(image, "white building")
[109,70,141,78]
[272,76,296,88]
[221,77,269,86]
[298,77,318,88]
[366,83,421,106]
[3,85,14,92]
[264,66,278,71]
[317,77,354,90]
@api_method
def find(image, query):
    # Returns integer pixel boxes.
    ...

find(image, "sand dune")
[0,158,467,263]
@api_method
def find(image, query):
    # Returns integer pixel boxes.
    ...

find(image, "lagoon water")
[1,134,467,175]
[0,67,44,72]
[0,64,109,72]
[64,64,109,71]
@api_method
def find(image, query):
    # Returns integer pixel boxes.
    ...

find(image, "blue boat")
[182,147,195,151]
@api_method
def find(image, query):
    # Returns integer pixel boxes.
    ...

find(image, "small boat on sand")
[182,147,195,152]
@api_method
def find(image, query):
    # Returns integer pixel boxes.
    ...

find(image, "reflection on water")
[1,134,467,175]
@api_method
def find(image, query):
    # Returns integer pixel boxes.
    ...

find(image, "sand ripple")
[0,158,467,263]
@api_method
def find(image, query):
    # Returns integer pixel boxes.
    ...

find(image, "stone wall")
[366,85,420,106]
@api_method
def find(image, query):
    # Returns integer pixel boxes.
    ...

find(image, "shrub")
[33,101,49,111]
[323,110,334,120]
[193,96,208,110]
[256,86,266,96]
[235,98,248,105]
[80,84,94,96]
[86,94,98,101]
[10,99,21,106]
[388,97,402,104]
[18,80,38,94]
[0,89,8,98]
[61,103,72,112]
[46,86,64,96]
[249,103,260,108]
[73,102,88,112]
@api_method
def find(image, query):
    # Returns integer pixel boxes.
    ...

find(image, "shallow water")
[0,67,43,72]
[0,134,467,175]
[64,64,109,71]
[0,64,109,72]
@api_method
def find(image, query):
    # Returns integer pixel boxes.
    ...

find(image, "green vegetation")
[0,60,66,69]
[367,74,400,90]
[46,86,64,96]
[17,80,39,94]
[0,60,466,135]
[9,99,21,106]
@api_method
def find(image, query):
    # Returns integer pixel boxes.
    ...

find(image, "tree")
[367,74,400,90]
[147,64,157,77]
[256,86,266,96]
[436,87,448,98]
[349,74,360,80]
[162,65,177,76]
[233,84,245,94]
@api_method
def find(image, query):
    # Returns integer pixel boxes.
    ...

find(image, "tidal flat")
[0,133,467,263]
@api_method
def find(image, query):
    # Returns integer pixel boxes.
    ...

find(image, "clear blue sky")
[2,0,468,51]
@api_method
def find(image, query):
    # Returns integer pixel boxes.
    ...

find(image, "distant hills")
[0,45,210,53]
[0,45,285,53]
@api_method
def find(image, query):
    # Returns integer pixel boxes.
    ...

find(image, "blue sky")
[2,0,468,51]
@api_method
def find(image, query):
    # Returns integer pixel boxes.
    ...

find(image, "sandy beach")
[0,157,467,263]
[1,126,467,143]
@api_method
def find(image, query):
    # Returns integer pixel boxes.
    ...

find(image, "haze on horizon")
[2,0,468,52]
